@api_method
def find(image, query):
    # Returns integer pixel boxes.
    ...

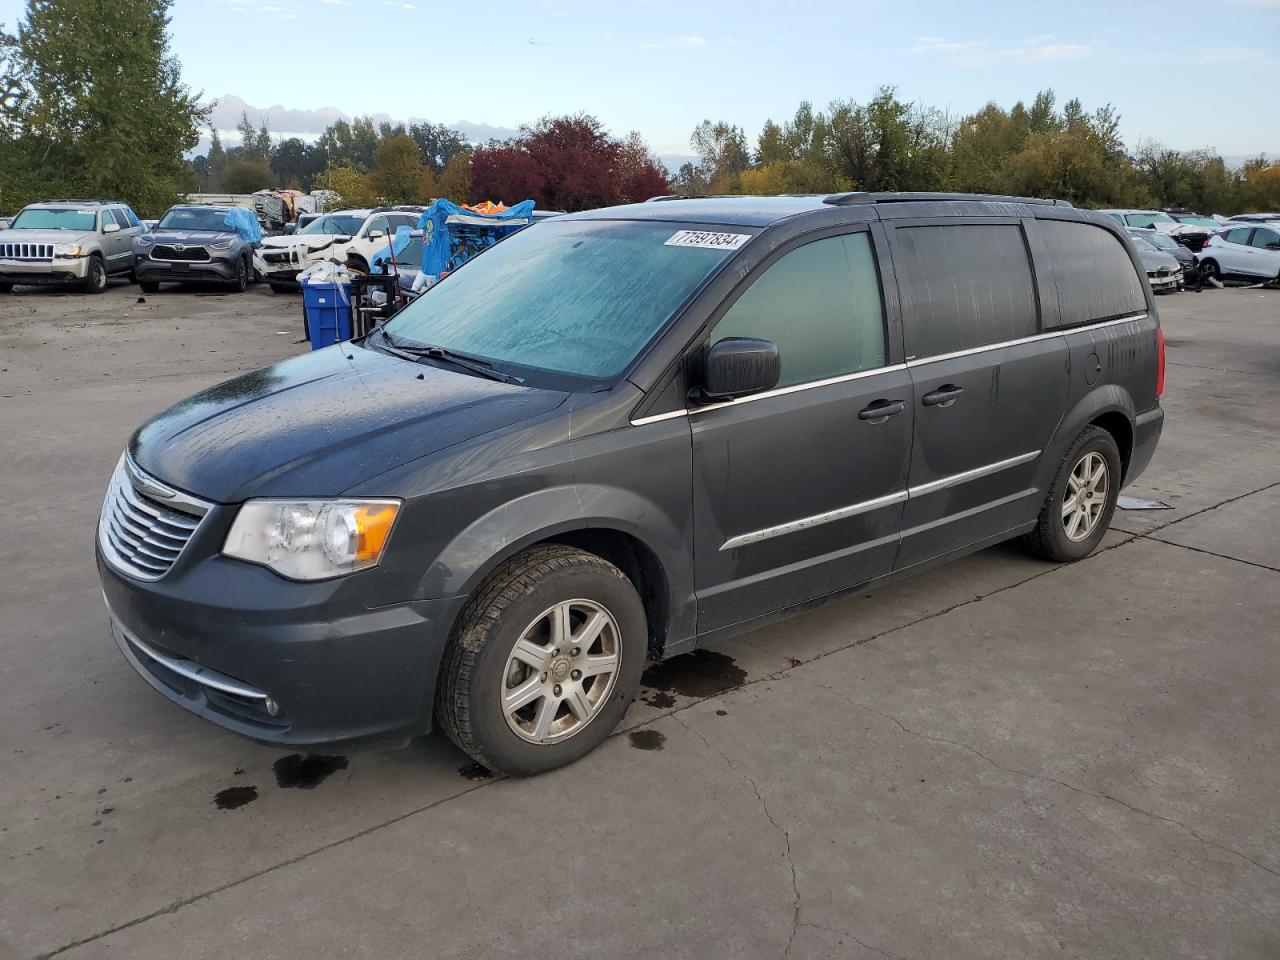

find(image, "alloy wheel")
[501,599,621,744]
[1062,451,1109,542]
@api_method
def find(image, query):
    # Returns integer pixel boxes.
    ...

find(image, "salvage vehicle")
[0,199,145,293]
[1099,209,1179,232]
[1129,228,1196,282]
[98,193,1164,776]
[1128,234,1183,291]
[257,208,421,291]
[1199,223,1280,283]
[133,205,263,293]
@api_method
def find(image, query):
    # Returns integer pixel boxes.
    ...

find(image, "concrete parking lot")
[1,280,1277,959]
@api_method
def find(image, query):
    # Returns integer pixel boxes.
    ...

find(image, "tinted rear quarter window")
[1224,228,1252,245]
[893,224,1038,357]
[1039,220,1146,327]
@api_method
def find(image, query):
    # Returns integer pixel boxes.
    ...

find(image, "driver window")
[100,209,117,231]
[365,216,389,236]
[710,233,887,390]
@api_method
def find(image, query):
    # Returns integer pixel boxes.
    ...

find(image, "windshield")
[1145,233,1177,250]
[1125,212,1175,228]
[157,208,234,232]
[10,207,97,231]
[1130,236,1158,253]
[300,214,364,236]
[380,219,747,383]
[1173,215,1218,227]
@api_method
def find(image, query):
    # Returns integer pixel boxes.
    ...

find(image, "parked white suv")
[257,207,422,292]
[1200,223,1280,284]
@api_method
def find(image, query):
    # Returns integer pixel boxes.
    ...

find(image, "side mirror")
[102,222,121,234]
[368,230,385,240]
[335,235,352,243]
[698,337,781,402]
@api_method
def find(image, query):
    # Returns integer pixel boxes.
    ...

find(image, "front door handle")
[858,399,906,423]
[921,384,964,407]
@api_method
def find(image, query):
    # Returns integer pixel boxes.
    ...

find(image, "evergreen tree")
[0,0,208,214]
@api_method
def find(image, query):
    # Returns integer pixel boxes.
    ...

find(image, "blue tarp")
[222,206,263,245]
[416,199,536,276]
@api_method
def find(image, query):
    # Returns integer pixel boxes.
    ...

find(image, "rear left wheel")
[437,545,648,776]
[1024,426,1122,562]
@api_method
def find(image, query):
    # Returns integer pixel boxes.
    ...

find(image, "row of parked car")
[2,199,1278,297]
[1101,208,1280,291]
[0,199,436,294]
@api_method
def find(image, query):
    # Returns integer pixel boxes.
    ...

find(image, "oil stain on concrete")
[272,754,349,789]
[213,785,258,810]
[628,729,666,751]
[640,650,748,703]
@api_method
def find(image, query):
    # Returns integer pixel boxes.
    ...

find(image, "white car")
[1199,223,1280,284]
[257,208,422,292]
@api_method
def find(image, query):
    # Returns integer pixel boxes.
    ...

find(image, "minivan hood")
[130,345,569,502]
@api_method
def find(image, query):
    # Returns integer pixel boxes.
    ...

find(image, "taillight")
[1156,327,1166,397]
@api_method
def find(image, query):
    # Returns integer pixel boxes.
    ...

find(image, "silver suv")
[0,199,145,293]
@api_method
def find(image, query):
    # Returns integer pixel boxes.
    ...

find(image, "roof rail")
[823,192,1072,208]
[37,198,120,205]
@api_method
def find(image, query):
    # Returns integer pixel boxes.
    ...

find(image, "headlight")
[223,499,401,581]
[134,235,155,247]
[209,237,236,249]
[52,242,82,258]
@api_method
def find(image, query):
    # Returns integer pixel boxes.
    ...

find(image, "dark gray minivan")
[97,193,1165,775]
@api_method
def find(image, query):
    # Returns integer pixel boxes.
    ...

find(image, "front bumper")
[98,543,463,748]
[0,256,90,283]
[135,253,240,283]
[1148,270,1182,292]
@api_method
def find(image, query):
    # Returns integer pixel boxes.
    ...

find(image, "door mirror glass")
[102,222,120,234]
[700,337,781,401]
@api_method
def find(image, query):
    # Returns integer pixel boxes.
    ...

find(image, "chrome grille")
[99,457,210,581]
[0,242,53,260]
[152,244,210,262]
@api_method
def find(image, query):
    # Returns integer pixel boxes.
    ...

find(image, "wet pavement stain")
[715,709,728,717]
[640,690,676,709]
[213,785,258,810]
[272,754,349,789]
[458,763,494,781]
[628,729,666,751]
[640,650,748,699]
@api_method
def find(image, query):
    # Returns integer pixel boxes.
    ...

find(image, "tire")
[0,281,12,294]
[349,255,369,274]
[80,255,107,294]
[230,256,249,293]
[138,281,160,294]
[1024,426,1122,562]
[437,544,648,776]
[1199,259,1219,283]
[269,282,294,295]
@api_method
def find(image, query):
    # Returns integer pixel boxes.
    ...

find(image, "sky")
[2,0,1278,163]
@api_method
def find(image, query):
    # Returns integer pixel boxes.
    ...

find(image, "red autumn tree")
[469,114,669,211]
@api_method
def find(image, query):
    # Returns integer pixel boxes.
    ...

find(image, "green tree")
[373,133,424,203]
[0,0,208,214]
[409,121,471,174]
[690,119,750,192]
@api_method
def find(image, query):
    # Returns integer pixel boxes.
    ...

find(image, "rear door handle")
[858,399,906,422]
[921,385,964,407]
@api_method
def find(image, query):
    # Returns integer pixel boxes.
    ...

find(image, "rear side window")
[710,233,886,389]
[1250,228,1279,249]
[1040,220,1146,327]
[893,224,1038,357]
[1224,228,1252,245]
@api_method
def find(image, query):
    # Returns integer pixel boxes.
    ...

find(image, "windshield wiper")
[377,329,524,384]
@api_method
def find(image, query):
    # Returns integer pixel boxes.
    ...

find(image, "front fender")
[419,483,694,646]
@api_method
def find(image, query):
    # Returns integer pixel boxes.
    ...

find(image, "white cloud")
[912,36,1090,65]
[1200,46,1276,63]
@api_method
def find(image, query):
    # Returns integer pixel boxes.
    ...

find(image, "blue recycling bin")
[302,281,352,350]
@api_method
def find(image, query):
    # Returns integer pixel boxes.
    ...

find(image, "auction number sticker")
[665,230,751,251]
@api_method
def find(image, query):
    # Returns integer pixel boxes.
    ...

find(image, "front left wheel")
[229,256,249,293]
[437,545,648,776]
